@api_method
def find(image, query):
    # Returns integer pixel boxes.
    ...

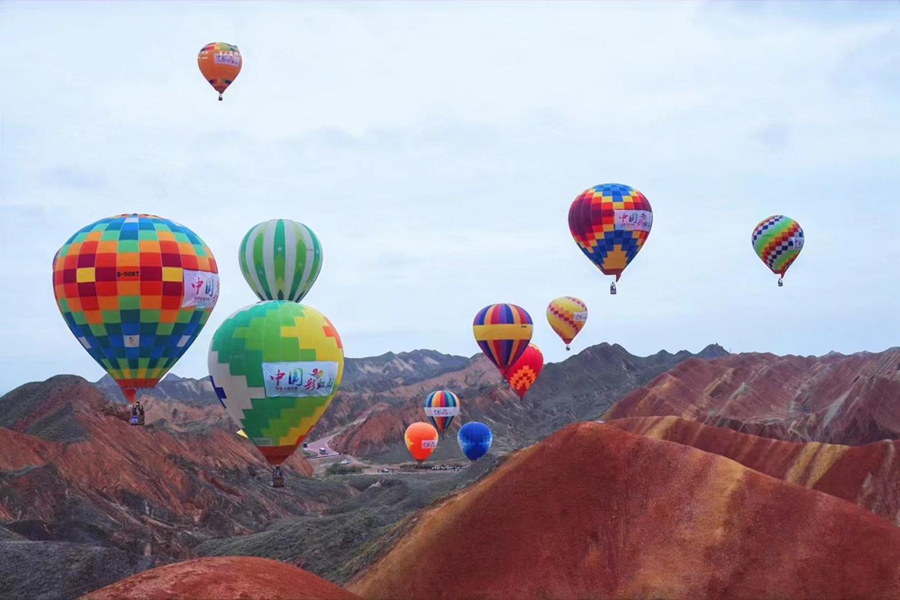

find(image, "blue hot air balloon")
[457,422,492,462]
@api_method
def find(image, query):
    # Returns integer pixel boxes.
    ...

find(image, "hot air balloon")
[198,42,242,101]
[547,297,588,351]
[405,422,439,463]
[473,304,533,374]
[424,390,460,437]
[239,219,323,303]
[457,422,492,461]
[208,301,344,485]
[751,215,804,287]
[504,343,544,399]
[569,183,653,295]
[52,214,219,409]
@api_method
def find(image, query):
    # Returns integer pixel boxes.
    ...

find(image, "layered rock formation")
[351,423,900,600]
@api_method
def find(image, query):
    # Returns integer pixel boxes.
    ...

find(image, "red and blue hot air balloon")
[472,303,534,375]
[569,183,653,294]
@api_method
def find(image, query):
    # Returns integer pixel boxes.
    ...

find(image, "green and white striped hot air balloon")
[239,219,323,302]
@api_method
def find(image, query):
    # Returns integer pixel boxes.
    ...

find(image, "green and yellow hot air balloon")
[208,301,343,467]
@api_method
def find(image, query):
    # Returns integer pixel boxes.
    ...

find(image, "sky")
[1,1,899,394]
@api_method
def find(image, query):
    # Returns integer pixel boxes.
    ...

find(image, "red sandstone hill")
[605,349,900,445]
[82,556,360,600]
[350,423,900,600]
[608,415,900,524]
[0,375,337,559]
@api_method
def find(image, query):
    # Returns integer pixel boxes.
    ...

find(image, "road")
[304,410,375,459]
[302,413,382,474]
[303,430,342,459]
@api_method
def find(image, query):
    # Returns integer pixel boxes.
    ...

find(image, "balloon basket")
[610,282,617,295]
[778,278,784,287]
[271,468,285,488]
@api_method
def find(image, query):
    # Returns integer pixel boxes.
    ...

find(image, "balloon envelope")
[198,42,242,99]
[505,343,544,399]
[209,301,344,466]
[405,422,439,463]
[424,390,460,435]
[473,303,533,372]
[547,297,588,348]
[52,214,219,403]
[239,219,323,303]
[751,215,804,278]
[568,183,653,281]
[458,422,492,461]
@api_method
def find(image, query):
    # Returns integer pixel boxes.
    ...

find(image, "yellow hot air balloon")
[547,297,588,351]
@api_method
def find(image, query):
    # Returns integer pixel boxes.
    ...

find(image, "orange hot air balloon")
[504,343,544,399]
[198,42,242,101]
[405,422,439,463]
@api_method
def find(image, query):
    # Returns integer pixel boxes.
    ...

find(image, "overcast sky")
[1,1,898,394]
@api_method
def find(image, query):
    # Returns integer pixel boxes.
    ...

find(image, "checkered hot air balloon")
[751,215,804,287]
[504,343,544,399]
[239,219,323,303]
[208,301,344,467]
[52,214,219,404]
[569,183,653,295]
[198,42,242,101]
[547,297,588,351]
[472,304,533,374]
[424,390,460,437]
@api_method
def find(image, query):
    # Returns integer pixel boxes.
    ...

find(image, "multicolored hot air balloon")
[239,220,323,303]
[405,422,439,463]
[473,304,533,374]
[458,422,492,462]
[53,214,219,405]
[569,183,653,294]
[547,297,588,351]
[751,215,804,287]
[424,390,460,437]
[505,343,544,399]
[208,301,344,469]
[198,42,242,101]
